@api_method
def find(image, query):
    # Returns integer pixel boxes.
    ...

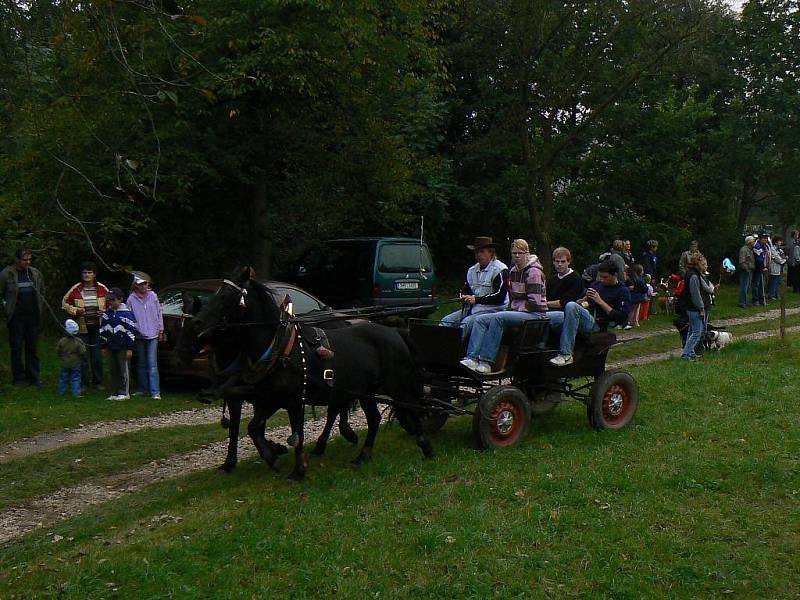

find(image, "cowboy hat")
[466,236,496,251]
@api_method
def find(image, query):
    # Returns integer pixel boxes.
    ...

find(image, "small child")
[626,264,647,329]
[639,274,655,322]
[100,287,139,401]
[56,319,86,398]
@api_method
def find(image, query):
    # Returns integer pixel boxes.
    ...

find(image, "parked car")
[156,279,337,380]
[286,237,438,314]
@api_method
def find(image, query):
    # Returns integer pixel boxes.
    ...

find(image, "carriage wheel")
[396,409,449,436]
[587,370,638,431]
[472,385,531,450]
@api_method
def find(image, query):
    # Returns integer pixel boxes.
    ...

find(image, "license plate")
[396,281,419,290]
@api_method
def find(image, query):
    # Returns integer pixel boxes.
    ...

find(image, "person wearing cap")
[100,287,139,401]
[440,236,509,339]
[56,319,86,398]
[752,231,769,306]
[1,248,45,387]
[460,239,547,373]
[62,261,109,389]
[738,235,756,308]
[126,272,164,400]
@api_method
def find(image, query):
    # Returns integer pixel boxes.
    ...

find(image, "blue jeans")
[136,338,160,396]
[441,307,501,340]
[79,327,103,386]
[738,270,752,306]
[550,302,598,356]
[752,270,765,304]
[682,310,705,359]
[465,311,546,363]
[57,367,82,397]
[768,274,782,299]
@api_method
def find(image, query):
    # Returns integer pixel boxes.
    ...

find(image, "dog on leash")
[707,330,732,350]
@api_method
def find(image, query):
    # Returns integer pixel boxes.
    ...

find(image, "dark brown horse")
[177,267,432,480]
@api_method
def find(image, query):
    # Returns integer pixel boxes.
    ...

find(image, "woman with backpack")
[681,252,715,361]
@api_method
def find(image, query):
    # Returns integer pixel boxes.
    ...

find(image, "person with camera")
[549,260,630,367]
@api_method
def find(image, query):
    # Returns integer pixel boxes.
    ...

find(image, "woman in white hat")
[126,272,164,399]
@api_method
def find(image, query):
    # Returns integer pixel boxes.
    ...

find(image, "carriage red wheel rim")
[489,400,524,446]
[602,384,631,426]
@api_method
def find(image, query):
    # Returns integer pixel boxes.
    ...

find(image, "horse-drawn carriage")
[396,318,639,449]
[178,268,639,480]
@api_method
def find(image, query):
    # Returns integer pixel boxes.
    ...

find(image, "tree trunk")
[249,173,272,277]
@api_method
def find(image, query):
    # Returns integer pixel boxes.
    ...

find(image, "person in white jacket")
[767,236,787,300]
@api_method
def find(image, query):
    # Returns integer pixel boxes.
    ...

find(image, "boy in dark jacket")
[99,287,139,401]
[56,319,86,398]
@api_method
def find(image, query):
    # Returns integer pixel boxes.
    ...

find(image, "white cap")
[65,319,79,335]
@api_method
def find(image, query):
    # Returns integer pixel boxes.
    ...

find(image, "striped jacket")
[508,256,547,314]
[62,281,109,333]
[99,303,139,351]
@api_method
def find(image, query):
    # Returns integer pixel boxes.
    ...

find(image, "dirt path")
[0,406,253,464]
[610,324,800,368]
[0,410,370,545]
[616,306,800,342]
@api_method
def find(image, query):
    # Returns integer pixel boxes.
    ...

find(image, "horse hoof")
[423,446,435,459]
[218,462,236,472]
[352,453,372,467]
[311,442,326,456]
[339,425,359,445]
[287,471,306,482]
[267,441,289,455]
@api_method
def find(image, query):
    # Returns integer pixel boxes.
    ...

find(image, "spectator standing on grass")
[622,240,636,272]
[787,230,800,293]
[626,264,647,329]
[100,287,138,401]
[0,248,44,387]
[641,240,660,279]
[126,272,164,400]
[56,319,85,398]
[608,240,628,284]
[681,252,715,362]
[767,236,787,300]
[679,240,699,277]
[640,274,655,321]
[61,262,108,390]
[752,232,769,306]
[738,235,756,308]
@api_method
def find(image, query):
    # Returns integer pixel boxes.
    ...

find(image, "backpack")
[673,275,688,314]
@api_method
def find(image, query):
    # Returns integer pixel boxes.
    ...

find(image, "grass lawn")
[1,336,798,598]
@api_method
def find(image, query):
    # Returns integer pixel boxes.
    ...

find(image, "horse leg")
[353,400,381,466]
[247,404,281,469]
[311,404,339,456]
[220,398,242,472]
[338,406,359,445]
[287,406,308,482]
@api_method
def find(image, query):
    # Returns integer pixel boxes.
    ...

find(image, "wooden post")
[780,269,786,339]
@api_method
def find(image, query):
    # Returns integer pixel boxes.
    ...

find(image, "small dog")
[707,330,732,350]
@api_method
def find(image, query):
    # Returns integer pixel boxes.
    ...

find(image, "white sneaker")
[473,360,492,374]
[460,357,479,370]
[114,395,130,401]
[106,395,117,401]
[550,354,574,367]
[623,324,633,330]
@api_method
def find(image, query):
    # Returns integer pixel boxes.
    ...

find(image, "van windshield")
[378,244,433,273]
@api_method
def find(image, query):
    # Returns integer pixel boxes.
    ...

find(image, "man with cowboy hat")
[440,236,509,339]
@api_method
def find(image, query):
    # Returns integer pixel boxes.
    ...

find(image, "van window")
[378,244,433,273]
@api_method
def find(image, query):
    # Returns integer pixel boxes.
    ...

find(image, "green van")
[289,237,437,313]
